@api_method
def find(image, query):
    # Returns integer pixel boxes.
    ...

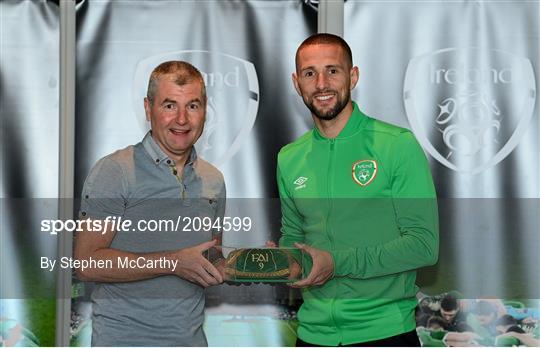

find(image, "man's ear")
[292,72,302,97]
[144,97,151,122]
[350,66,359,90]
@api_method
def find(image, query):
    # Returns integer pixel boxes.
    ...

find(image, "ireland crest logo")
[352,160,378,186]
[403,47,536,174]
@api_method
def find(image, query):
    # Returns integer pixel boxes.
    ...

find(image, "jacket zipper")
[326,139,338,335]
[327,139,335,248]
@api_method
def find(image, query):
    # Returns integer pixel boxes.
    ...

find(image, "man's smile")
[315,95,333,100]
[313,92,337,104]
[169,128,190,135]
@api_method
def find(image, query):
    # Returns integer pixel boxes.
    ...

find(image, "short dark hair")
[441,296,459,312]
[506,325,525,334]
[495,314,518,327]
[427,316,446,329]
[147,61,206,105]
[295,33,353,72]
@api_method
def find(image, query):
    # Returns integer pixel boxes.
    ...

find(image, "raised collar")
[313,101,369,140]
[142,131,197,166]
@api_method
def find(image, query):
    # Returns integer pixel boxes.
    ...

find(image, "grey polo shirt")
[79,132,225,346]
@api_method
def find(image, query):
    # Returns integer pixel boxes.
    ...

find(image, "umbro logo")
[294,176,308,190]
[294,177,308,185]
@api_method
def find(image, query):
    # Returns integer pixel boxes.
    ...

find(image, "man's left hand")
[290,242,334,288]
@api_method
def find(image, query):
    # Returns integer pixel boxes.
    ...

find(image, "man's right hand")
[172,240,223,287]
[290,243,334,288]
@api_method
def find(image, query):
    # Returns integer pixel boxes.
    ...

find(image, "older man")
[75,61,225,346]
[277,33,439,346]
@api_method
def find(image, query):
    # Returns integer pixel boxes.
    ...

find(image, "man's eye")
[329,68,338,74]
[163,103,176,110]
[188,103,199,110]
[304,71,314,78]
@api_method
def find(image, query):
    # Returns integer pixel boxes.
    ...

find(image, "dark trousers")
[296,329,420,347]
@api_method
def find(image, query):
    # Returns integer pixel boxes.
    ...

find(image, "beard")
[303,89,350,121]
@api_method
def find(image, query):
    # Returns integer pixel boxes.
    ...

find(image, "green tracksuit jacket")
[277,102,439,345]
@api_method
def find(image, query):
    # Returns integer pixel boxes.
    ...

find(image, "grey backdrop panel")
[345,0,539,298]
[0,0,60,344]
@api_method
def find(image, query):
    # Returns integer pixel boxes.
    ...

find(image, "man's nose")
[175,109,188,125]
[316,72,328,90]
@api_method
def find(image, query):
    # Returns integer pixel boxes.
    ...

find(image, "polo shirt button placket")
[167,161,188,202]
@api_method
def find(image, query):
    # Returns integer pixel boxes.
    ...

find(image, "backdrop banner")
[4,0,539,346]
[1,0,59,346]
[345,0,539,299]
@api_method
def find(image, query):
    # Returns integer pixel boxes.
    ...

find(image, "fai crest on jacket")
[133,50,259,167]
[404,47,536,174]
[352,160,377,186]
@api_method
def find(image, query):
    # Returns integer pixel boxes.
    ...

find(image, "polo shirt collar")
[313,101,368,140]
[142,131,198,166]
